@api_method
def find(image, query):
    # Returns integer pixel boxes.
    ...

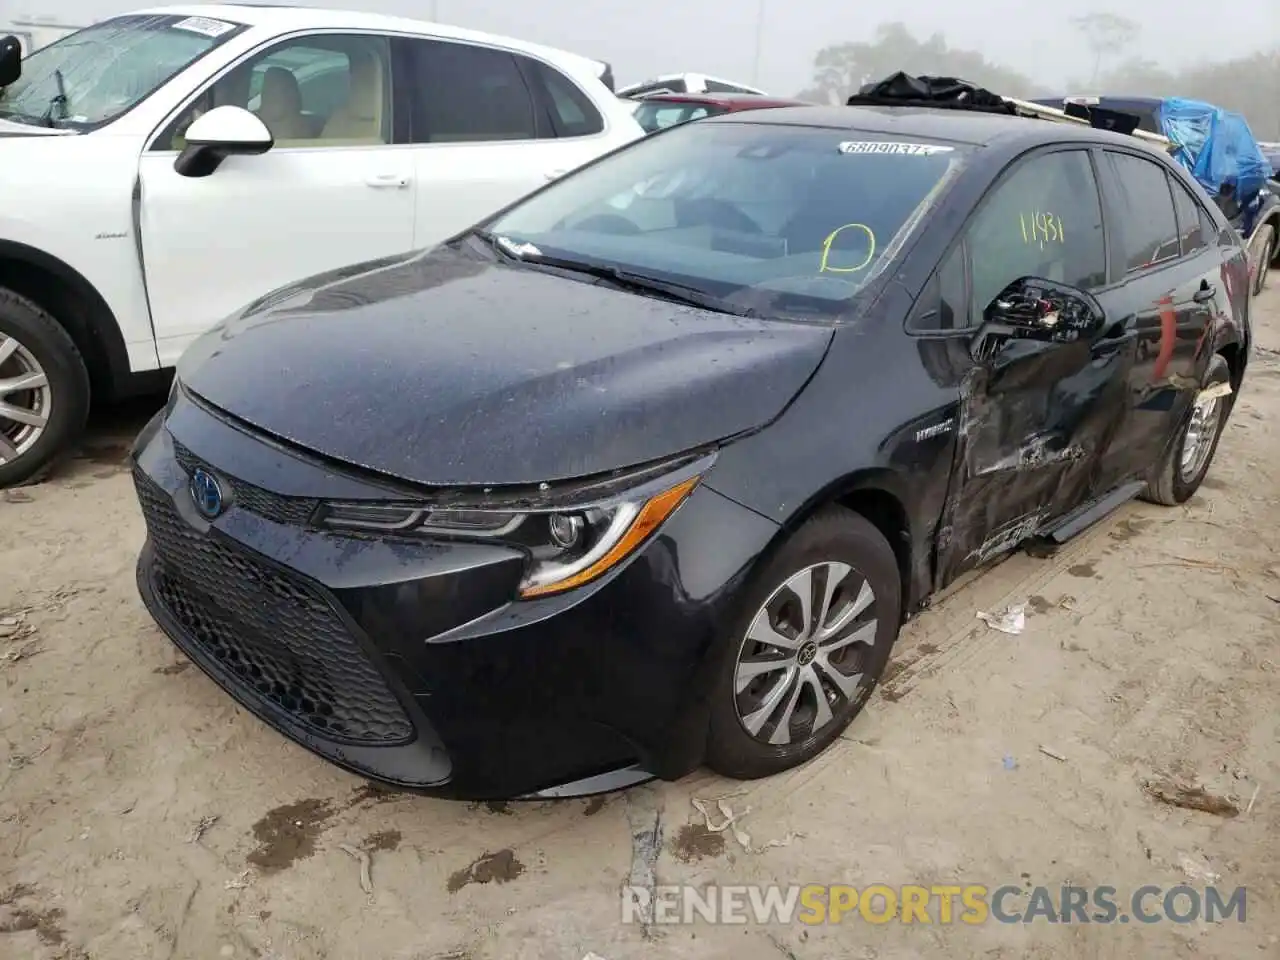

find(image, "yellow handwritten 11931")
[1019,211,1065,248]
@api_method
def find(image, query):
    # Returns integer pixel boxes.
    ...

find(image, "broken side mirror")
[0,36,22,89]
[973,277,1104,359]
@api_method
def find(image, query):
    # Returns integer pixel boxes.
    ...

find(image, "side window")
[703,79,741,93]
[965,149,1107,318]
[1099,151,1181,272]
[528,60,605,137]
[407,39,536,143]
[1169,177,1208,256]
[907,245,969,332]
[938,245,967,330]
[156,34,392,149]
[1199,205,1223,246]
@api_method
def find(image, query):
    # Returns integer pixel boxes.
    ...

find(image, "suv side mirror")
[983,277,1105,340]
[174,106,273,178]
[0,36,22,89]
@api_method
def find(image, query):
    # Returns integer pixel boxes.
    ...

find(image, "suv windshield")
[485,121,967,321]
[0,13,246,129]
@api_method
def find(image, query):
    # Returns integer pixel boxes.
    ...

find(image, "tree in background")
[1089,51,1280,140]
[1063,13,1279,139]
[1070,12,1140,85]
[795,22,1039,105]
[795,19,1280,143]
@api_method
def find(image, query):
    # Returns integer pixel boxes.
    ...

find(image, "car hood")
[178,246,834,487]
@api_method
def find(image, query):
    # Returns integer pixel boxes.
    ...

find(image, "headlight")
[316,465,706,599]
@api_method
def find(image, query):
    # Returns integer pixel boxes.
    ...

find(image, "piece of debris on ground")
[1141,777,1240,817]
[976,603,1026,634]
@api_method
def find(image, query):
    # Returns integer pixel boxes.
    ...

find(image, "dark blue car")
[132,97,1252,799]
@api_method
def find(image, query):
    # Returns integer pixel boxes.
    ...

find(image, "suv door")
[1090,149,1221,486]
[138,32,416,367]
[915,147,1131,583]
[399,38,617,248]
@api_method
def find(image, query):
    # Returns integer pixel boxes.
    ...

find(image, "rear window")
[634,100,721,133]
[486,122,968,321]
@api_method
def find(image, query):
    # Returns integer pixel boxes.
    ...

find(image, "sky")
[9,0,1280,96]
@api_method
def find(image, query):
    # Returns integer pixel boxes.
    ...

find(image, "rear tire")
[0,288,91,488]
[1253,224,1274,295]
[706,506,901,780]
[1140,354,1231,506]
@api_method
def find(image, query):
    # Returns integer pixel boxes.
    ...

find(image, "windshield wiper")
[39,69,68,127]
[474,231,755,317]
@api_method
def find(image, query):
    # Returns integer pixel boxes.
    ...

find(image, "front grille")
[136,470,414,744]
[172,439,319,526]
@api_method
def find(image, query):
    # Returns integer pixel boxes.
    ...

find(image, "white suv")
[0,5,643,485]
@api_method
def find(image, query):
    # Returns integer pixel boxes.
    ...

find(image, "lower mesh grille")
[136,469,413,744]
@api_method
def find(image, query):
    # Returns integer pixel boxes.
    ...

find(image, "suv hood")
[0,117,78,137]
[178,247,833,487]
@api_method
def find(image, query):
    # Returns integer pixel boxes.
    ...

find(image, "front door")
[934,147,1132,583]
[138,32,417,367]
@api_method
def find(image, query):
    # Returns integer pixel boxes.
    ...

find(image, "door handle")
[544,168,569,181]
[365,174,410,189]
[1192,282,1216,303]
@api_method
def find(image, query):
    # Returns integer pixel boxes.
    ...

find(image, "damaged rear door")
[932,146,1134,583]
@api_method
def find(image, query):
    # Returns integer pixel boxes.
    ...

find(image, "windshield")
[484,121,968,321]
[0,13,246,129]
[634,100,723,133]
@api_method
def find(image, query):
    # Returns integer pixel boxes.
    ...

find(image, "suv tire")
[0,288,91,487]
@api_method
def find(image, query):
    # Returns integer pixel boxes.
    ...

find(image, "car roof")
[638,92,807,108]
[707,104,1161,150]
[127,3,605,76]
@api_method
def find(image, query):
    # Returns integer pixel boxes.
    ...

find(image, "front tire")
[1141,353,1232,506]
[0,289,91,487]
[706,506,902,780]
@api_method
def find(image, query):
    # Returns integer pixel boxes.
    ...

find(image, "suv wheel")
[0,289,91,487]
[706,506,901,780]
[1141,353,1232,506]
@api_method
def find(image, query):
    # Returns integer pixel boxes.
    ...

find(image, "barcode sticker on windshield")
[172,16,236,38]
[837,141,954,156]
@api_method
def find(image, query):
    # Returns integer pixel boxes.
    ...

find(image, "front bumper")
[131,394,778,800]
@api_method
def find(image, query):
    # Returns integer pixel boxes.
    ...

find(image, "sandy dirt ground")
[3,290,1280,960]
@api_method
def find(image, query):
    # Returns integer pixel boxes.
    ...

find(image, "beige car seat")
[256,67,312,141]
[321,49,384,142]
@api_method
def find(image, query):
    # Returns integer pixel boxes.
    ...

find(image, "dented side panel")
[934,329,1133,584]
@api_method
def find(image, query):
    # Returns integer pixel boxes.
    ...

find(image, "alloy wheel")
[0,333,52,466]
[1179,392,1223,483]
[733,561,878,746]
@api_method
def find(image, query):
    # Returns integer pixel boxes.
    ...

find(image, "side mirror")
[0,35,22,89]
[174,106,273,178]
[983,277,1105,341]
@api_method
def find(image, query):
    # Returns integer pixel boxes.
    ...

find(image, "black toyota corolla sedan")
[131,101,1251,800]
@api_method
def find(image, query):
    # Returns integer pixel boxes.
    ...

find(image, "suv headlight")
[316,459,709,599]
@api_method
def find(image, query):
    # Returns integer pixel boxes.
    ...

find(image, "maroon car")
[631,92,808,134]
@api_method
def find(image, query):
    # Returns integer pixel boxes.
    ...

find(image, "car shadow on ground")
[26,396,163,492]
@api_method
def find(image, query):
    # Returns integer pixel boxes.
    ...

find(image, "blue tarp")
[1159,97,1271,208]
